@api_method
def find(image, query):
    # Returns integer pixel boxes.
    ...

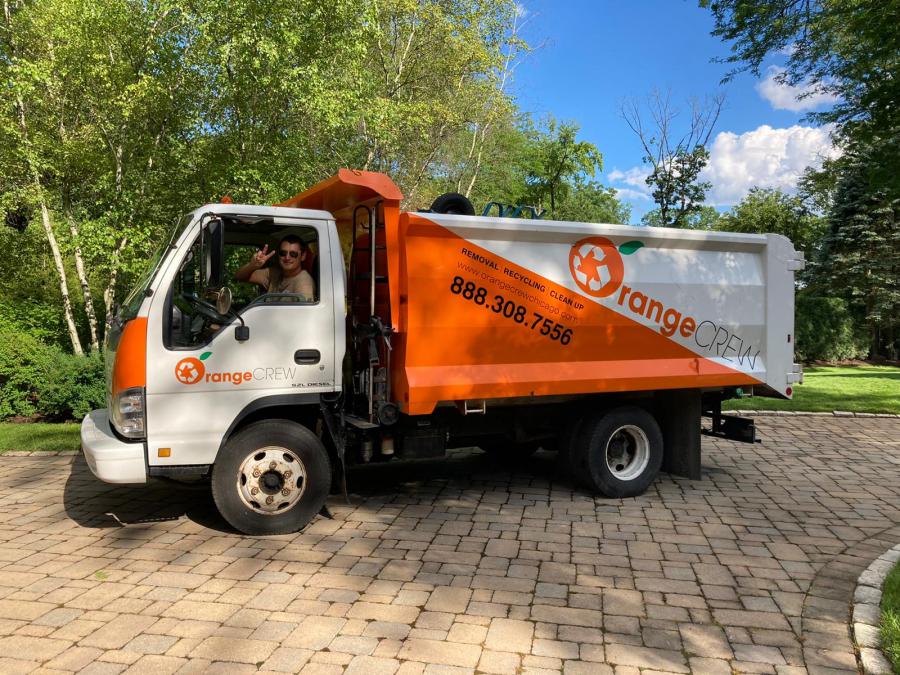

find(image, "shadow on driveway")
[62,448,567,535]
[62,454,234,534]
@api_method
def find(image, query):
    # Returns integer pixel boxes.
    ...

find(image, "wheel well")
[227,405,320,440]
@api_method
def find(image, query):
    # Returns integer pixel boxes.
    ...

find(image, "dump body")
[389,212,803,415]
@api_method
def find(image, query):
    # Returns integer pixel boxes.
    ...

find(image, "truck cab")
[82,200,348,532]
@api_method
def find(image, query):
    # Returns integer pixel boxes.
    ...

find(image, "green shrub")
[795,295,869,362]
[0,300,68,347]
[38,351,107,421]
[0,323,106,421]
[0,325,60,418]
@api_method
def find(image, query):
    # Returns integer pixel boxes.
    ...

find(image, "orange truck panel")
[392,215,758,415]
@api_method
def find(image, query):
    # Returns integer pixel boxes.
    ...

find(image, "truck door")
[144,213,341,468]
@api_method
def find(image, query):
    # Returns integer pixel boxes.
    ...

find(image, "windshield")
[119,214,192,321]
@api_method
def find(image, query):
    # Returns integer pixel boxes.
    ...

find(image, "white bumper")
[80,409,147,484]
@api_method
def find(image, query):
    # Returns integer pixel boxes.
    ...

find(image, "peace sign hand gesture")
[251,244,276,270]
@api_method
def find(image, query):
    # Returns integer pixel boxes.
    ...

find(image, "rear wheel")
[571,407,663,498]
[212,420,331,535]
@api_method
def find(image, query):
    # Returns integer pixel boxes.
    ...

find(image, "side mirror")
[215,286,233,315]
[202,217,225,289]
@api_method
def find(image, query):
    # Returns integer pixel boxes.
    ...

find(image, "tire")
[430,192,476,216]
[571,406,663,498]
[212,420,331,535]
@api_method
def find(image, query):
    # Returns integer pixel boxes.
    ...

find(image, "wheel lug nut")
[269,461,276,469]
[281,488,290,496]
[251,487,259,495]
[252,469,261,477]
[266,496,274,504]
[283,471,292,479]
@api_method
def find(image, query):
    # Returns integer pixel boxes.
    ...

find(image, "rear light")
[111,386,146,439]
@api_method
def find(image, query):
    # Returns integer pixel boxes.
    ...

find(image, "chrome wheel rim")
[605,425,650,481]
[237,446,306,515]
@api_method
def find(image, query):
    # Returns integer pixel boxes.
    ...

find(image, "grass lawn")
[883,561,900,673]
[724,365,900,414]
[0,422,81,453]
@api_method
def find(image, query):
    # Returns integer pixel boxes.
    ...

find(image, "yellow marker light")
[157,448,171,458]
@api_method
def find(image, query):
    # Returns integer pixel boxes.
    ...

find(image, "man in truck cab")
[234,234,316,301]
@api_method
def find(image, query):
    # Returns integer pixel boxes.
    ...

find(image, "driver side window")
[168,237,208,349]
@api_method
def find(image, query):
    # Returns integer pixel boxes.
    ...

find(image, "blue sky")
[512,0,838,221]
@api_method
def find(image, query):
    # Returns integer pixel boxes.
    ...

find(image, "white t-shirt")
[262,268,315,301]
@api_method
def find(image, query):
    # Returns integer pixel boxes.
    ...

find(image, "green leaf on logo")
[618,240,644,255]
[200,352,212,361]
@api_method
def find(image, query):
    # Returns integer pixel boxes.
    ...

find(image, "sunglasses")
[279,249,300,259]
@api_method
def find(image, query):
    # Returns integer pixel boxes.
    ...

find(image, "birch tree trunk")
[38,200,84,355]
[103,237,128,321]
[5,0,84,354]
[65,210,99,351]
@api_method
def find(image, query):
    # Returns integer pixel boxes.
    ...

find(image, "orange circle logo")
[174,357,205,385]
[569,236,625,298]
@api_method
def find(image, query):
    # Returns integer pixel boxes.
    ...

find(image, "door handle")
[294,349,320,364]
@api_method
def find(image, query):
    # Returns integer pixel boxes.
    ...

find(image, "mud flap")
[657,389,702,480]
[320,401,352,505]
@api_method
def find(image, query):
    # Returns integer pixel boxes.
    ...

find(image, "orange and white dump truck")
[81,169,804,534]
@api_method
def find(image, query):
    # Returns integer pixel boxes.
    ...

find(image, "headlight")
[111,386,145,439]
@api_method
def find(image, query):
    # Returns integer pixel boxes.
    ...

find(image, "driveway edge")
[853,543,900,674]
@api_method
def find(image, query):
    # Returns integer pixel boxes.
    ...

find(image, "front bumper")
[80,409,147,484]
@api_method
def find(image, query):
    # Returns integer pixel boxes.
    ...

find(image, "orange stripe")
[112,317,147,397]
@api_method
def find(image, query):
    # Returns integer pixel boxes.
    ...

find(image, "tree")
[522,118,602,214]
[642,204,722,229]
[555,181,631,225]
[701,0,900,194]
[1,0,85,353]
[621,90,724,227]
[353,0,520,206]
[703,0,900,357]
[817,149,899,359]
[717,187,826,261]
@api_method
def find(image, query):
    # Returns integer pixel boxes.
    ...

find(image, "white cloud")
[608,167,652,203]
[702,124,840,205]
[756,66,839,112]
[612,187,652,202]
[608,166,650,189]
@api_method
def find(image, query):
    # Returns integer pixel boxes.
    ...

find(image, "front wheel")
[571,407,663,498]
[212,420,331,535]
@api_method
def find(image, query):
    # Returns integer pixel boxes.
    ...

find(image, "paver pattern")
[0,416,898,674]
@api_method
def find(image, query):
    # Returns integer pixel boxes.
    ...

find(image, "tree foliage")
[717,187,826,261]
[702,0,900,357]
[817,149,900,358]
[0,0,628,369]
[703,0,900,193]
[622,90,724,227]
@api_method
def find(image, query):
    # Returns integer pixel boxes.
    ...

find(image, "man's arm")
[298,270,315,301]
[235,245,274,287]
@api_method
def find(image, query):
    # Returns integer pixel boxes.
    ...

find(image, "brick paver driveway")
[1,416,898,675]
